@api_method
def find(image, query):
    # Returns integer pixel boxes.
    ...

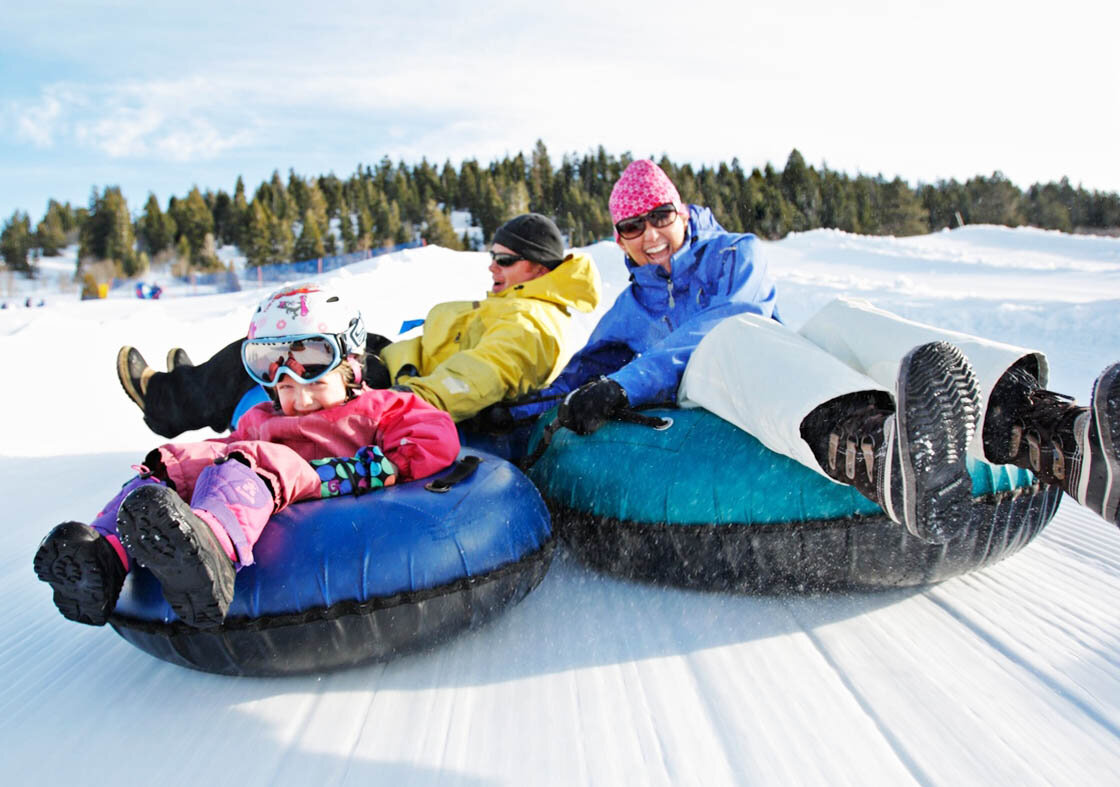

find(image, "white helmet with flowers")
[241,282,367,387]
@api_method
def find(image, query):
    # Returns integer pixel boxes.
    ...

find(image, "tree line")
[3,142,1119,280]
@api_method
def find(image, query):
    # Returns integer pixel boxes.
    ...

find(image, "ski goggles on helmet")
[242,334,346,387]
[614,204,678,240]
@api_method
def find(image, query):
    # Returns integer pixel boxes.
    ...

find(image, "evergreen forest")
[3,142,1119,280]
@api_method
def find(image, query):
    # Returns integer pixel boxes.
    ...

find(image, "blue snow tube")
[526,408,1061,592]
[110,449,553,676]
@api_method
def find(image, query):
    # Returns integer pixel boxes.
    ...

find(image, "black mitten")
[467,403,516,434]
[557,377,628,436]
[364,354,392,389]
[365,333,393,355]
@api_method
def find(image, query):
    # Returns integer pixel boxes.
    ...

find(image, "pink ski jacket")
[153,387,460,509]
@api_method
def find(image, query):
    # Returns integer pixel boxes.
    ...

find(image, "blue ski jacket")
[507,205,782,421]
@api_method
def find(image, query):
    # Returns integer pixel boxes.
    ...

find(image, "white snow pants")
[677,296,1047,480]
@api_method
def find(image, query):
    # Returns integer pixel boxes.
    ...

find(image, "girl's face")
[276,369,348,415]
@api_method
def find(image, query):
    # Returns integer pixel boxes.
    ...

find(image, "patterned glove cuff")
[310,445,399,498]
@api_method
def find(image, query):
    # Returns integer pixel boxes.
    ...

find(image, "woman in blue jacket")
[492,159,1120,546]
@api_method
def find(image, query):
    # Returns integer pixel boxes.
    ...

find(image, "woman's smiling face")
[615,210,687,271]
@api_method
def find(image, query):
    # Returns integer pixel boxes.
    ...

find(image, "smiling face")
[615,211,687,271]
[275,368,349,415]
[488,243,551,293]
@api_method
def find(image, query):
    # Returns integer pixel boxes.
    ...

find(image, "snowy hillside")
[3,226,1120,785]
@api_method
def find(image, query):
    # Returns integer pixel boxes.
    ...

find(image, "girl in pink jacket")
[35,283,460,629]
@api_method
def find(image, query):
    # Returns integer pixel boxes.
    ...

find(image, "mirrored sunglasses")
[489,251,524,267]
[615,204,678,240]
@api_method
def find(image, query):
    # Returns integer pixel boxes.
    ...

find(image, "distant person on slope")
[36,283,459,629]
[484,159,1120,542]
[116,213,601,436]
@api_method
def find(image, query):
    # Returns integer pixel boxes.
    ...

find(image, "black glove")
[363,353,391,389]
[365,333,393,355]
[558,377,628,436]
[467,403,516,434]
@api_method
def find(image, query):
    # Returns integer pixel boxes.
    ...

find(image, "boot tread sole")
[895,342,981,543]
[117,486,234,629]
[32,522,122,626]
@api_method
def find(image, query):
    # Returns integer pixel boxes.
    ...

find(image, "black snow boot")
[116,485,236,629]
[986,361,1120,526]
[166,347,193,371]
[33,522,126,626]
[802,341,981,543]
[139,338,258,438]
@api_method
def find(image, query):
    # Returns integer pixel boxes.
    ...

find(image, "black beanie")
[491,213,566,269]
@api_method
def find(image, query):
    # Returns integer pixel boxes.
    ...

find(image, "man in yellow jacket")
[117,214,601,437]
[381,214,600,421]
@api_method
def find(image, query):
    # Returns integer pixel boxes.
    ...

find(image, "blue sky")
[3,0,1118,223]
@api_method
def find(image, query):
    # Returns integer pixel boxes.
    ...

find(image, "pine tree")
[390,203,411,245]
[421,200,463,249]
[137,194,176,255]
[195,232,222,271]
[175,234,192,272]
[780,149,821,231]
[211,190,234,245]
[440,161,460,211]
[305,181,330,239]
[477,178,505,240]
[293,209,326,260]
[877,178,929,236]
[231,176,249,248]
[529,139,553,214]
[268,171,294,221]
[1,211,34,273]
[79,187,140,274]
[269,212,295,263]
[287,169,309,217]
[966,172,1024,226]
[338,198,357,252]
[355,206,374,251]
[176,187,216,265]
[318,174,344,218]
[35,202,67,256]
[243,200,272,268]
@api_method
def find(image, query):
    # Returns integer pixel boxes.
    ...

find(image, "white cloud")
[13,90,66,148]
[7,77,262,161]
[3,0,1119,192]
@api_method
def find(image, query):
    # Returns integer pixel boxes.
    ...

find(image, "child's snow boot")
[986,361,1120,526]
[187,455,274,569]
[117,484,238,629]
[803,341,981,543]
[33,522,126,626]
[33,473,162,625]
[116,456,273,628]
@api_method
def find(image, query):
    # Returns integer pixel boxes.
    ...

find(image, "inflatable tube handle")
[616,409,673,431]
[425,455,482,493]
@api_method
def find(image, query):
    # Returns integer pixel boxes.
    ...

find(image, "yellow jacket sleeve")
[395,310,560,422]
[380,337,423,382]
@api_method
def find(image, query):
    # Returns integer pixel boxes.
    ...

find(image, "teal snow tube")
[527,408,1061,592]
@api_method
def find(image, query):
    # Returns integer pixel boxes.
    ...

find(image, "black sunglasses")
[615,204,678,240]
[489,250,524,267]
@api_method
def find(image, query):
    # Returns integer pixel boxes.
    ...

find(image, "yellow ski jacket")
[380,251,601,421]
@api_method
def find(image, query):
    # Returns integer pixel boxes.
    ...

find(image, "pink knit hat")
[609,160,683,226]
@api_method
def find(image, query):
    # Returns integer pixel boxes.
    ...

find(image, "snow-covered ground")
[3,225,1119,785]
